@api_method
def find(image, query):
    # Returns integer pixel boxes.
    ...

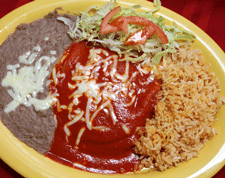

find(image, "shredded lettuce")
[152,0,162,12]
[67,0,196,66]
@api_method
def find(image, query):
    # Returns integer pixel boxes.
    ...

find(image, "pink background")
[0,0,224,177]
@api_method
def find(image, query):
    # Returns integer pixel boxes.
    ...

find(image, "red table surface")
[0,0,224,177]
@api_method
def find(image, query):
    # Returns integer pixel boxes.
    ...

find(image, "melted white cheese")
[61,48,152,146]
[1,46,57,113]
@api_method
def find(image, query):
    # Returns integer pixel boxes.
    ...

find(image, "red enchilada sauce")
[45,41,161,173]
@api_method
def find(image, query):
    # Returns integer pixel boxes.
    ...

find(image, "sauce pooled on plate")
[45,41,161,173]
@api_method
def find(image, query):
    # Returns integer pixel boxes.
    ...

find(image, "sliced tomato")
[109,16,128,33]
[110,16,168,44]
[111,16,155,26]
[154,26,168,44]
[124,26,155,45]
[99,6,121,35]
[99,7,168,44]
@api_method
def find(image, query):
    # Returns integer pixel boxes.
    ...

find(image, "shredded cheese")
[75,127,86,146]
[115,60,129,82]
[58,48,153,146]
[1,46,57,113]
[122,124,131,135]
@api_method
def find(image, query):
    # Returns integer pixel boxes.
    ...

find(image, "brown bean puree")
[0,10,76,154]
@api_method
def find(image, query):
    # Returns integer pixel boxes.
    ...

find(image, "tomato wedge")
[110,16,156,30]
[99,7,168,45]
[124,25,155,45]
[109,16,128,33]
[110,16,168,45]
[99,6,121,35]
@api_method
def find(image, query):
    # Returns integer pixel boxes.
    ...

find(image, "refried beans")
[0,10,76,154]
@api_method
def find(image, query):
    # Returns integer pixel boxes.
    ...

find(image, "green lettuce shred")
[68,0,196,66]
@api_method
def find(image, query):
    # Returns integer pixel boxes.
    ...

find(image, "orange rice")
[134,46,225,171]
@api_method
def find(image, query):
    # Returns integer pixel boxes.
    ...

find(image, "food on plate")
[0,0,224,174]
[45,40,161,173]
[0,10,76,154]
[135,47,225,171]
